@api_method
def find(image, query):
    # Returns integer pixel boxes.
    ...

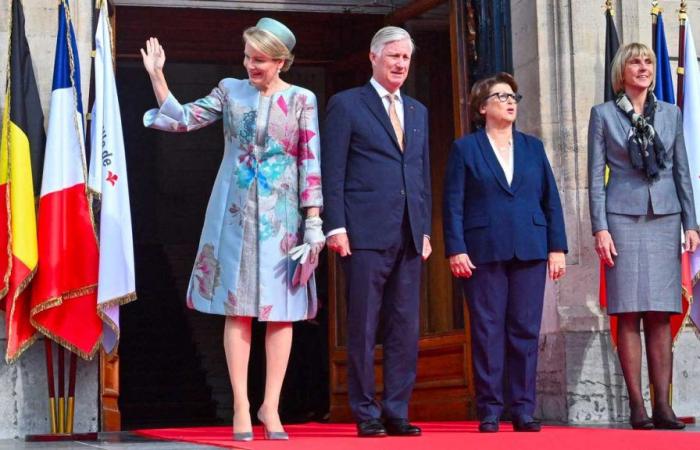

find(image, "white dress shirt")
[369,77,404,129]
[487,134,514,186]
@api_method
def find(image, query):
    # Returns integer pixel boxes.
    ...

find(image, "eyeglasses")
[485,92,523,104]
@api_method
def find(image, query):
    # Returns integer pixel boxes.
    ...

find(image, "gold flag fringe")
[30,284,101,360]
[5,265,38,363]
[1,2,15,331]
[98,291,137,355]
[672,285,694,349]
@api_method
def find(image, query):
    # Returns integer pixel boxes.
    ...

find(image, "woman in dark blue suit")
[443,72,567,433]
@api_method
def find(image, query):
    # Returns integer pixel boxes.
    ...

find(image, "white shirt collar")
[370,78,402,103]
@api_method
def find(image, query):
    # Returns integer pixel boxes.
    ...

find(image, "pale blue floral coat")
[144,78,322,321]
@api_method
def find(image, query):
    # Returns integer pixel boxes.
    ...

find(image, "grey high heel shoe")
[232,415,253,441]
[233,431,253,442]
[257,409,289,440]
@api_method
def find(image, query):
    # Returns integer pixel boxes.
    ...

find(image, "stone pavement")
[0,432,219,450]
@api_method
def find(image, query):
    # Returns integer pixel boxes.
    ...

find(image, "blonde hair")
[610,42,656,94]
[243,27,295,72]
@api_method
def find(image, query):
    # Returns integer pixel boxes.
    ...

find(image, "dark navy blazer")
[443,129,567,264]
[321,83,431,252]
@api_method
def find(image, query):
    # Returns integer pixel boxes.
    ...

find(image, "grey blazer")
[588,100,699,233]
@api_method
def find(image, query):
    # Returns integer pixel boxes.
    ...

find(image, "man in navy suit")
[321,26,431,438]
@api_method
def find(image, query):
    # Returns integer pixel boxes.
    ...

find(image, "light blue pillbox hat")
[256,17,296,51]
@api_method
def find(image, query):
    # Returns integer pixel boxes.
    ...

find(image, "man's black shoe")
[384,419,422,436]
[478,416,499,433]
[356,419,387,437]
[512,415,541,432]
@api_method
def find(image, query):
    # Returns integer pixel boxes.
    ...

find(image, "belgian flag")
[0,0,46,362]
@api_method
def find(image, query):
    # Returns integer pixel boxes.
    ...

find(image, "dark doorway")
[114,6,382,429]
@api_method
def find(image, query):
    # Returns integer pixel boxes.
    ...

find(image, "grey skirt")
[604,212,682,314]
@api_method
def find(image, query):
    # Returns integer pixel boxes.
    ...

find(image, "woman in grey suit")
[588,42,700,430]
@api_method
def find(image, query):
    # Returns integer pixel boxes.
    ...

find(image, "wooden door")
[327,0,476,422]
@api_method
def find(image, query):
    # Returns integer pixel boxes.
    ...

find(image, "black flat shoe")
[653,416,686,430]
[630,418,654,430]
[384,419,421,436]
[478,416,499,433]
[512,415,541,432]
[357,419,387,437]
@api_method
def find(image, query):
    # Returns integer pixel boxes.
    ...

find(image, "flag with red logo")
[88,0,136,354]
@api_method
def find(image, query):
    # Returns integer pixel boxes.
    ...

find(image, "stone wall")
[512,0,700,423]
[0,0,98,439]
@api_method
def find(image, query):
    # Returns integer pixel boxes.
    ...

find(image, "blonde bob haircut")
[610,42,656,94]
[243,27,295,72]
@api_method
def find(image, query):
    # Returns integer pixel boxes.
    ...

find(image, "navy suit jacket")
[321,82,431,252]
[443,129,567,264]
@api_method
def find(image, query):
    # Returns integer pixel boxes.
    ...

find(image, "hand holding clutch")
[289,243,317,286]
[288,216,325,286]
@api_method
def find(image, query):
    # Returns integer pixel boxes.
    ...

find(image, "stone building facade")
[514,0,700,423]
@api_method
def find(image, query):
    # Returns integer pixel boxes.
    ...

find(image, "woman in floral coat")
[141,18,324,441]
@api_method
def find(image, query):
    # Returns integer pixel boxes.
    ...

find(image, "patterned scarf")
[615,93,667,182]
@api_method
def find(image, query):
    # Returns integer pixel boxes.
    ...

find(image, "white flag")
[682,22,700,329]
[88,1,136,353]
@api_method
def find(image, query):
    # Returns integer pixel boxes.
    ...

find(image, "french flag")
[30,0,102,359]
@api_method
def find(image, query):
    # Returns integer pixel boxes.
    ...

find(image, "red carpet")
[134,421,700,449]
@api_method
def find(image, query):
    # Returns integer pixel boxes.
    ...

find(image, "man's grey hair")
[370,26,414,55]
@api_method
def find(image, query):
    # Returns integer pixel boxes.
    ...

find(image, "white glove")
[304,216,325,254]
[289,244,311,264]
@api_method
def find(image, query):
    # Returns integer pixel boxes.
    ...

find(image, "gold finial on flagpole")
[651,1,662,17]
[604,0,614,15]
[680,0,688,23]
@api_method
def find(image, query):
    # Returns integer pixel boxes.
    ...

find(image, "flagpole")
[66,352,77,433]
[57,346,65,434]
[674,0,690,416]
[652,1,660,51]
[43,341,57,434]
[678,1,688,110]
